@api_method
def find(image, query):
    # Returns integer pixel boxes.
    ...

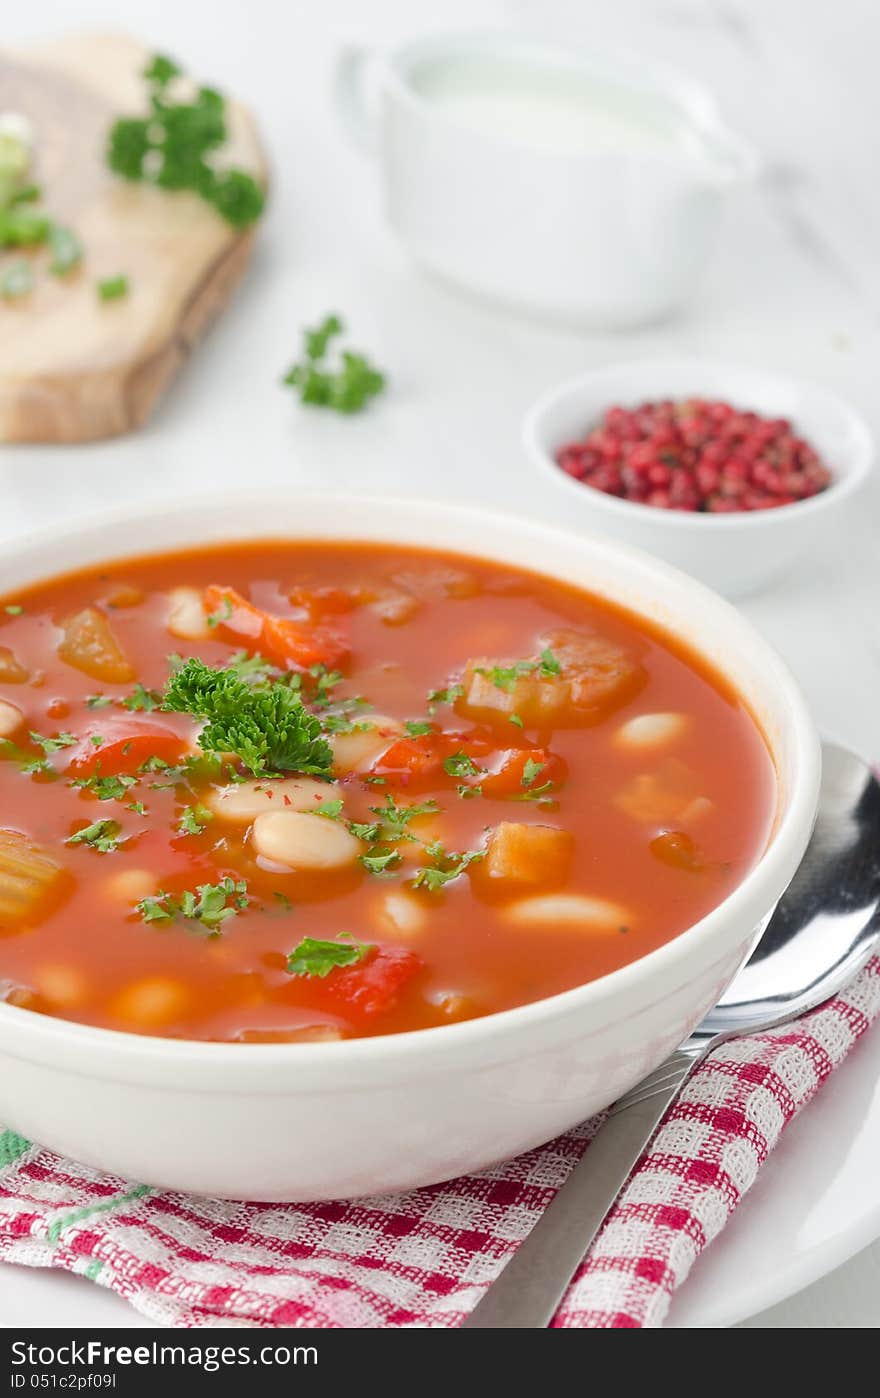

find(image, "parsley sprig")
[282,314,386,414]
[107,54,265,228]
[163,658,333,778]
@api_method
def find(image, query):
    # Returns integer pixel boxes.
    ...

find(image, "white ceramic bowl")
[0,492,820,1201]
[524,358,874,598]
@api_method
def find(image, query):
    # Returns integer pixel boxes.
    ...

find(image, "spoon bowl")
[706,742,880,1036]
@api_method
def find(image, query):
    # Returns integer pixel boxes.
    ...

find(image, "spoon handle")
[462,1044,707,1329]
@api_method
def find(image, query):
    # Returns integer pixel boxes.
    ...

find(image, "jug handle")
[333,40,378,156]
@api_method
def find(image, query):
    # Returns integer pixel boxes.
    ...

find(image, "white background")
[1,0,879,1328]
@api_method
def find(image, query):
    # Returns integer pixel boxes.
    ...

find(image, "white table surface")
[1,0,878,1329]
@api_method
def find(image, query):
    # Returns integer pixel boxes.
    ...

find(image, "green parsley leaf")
[97,275,129,301]
[136,877,248,932]
[475,661,536,693]
[427,684,463,713]
[539,649,562,676]
[367,794,439,844]
[143,53,181,87]
[29,730,77,755]
[412,845,484,893]
[3,604,23,616]
[283,315,386,415]
[122,683,163,712]
[508,714,525,729]
[405,720,433,737]
[514,782,557,805]
[349,820,382,843]
[457,783,482,800]
[442,750,482,779]
[177,805,212,835]
[313,799,344,820]
[286,935,372,978]
[521,757,545,788]
[163,657,333,778]
[86,694,113,709]
[206,594,233,628]
[66,818,123,853]
[71,773,136,801]
[127,800,148,816]
[360,849,401,876]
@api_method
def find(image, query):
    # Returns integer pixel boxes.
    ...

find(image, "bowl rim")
[523,356,875,531]
[0,489,820,1078]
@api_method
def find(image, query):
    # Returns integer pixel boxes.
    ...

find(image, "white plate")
[669,1007,880,1326]
[2,1019,879,1328]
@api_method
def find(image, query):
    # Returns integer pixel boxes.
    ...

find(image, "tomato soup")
[0,543,775,1042]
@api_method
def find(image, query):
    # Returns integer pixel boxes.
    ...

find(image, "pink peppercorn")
[554,398,833,514]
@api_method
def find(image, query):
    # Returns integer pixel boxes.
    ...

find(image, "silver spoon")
[464,742,880,1328]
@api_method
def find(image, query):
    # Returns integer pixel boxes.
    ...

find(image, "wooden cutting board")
[0,32,268,443]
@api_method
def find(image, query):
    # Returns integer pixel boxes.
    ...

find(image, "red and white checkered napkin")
[2,957,879,1329]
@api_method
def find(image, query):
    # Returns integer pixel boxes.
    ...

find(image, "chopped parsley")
[412,843,484,893]
[66,818,123,853]
[206,594,233,629]
[136,877,248,932]
[29,730,76,755]
[367,794,439,844]
[360,849,401,876]
[282,314,386,414]
[286,935,372,978]
[177,805,213,835]
[163,657,333,778]
[86,694,113,710]
[310,665,344,707]
[442,750,482,780]
[122,683,162,712]
[509,714,524,729]
[477,649,563,692]
[427,683,463,713]
[405,720,433,737]
[127,800,148,816]
[457,783,482,801]
[521,758,545,788]
[71,773,137,801]
[313,798,344,820]
[3,604,24,616]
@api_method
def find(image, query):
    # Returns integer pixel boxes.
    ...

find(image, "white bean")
[506,893,631,933]
[208,776,340,825]
[0,699,23,740]
[167,587,211,640]
[102,868,156,904]
[614,712,687,752]
[252,810,360,871]
[329,714,403,775]
[374,888,426,938]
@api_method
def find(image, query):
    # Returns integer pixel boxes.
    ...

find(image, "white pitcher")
[335,31,758,328]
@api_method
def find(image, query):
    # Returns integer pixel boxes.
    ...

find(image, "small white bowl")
[523,358,874,598]
[0,492,819,1200]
